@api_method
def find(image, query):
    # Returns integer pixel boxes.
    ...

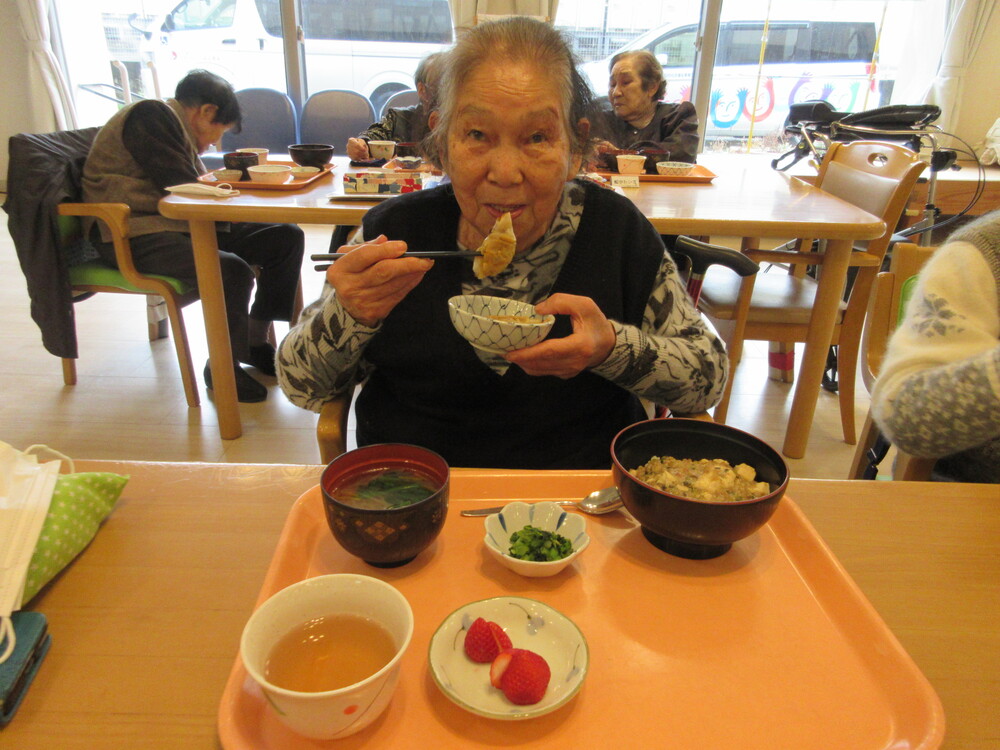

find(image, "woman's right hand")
[327,235,433,327]
[346,137,371,161]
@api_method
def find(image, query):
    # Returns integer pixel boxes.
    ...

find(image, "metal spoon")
[459,487,623,517]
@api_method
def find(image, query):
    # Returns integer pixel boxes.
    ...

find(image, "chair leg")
[62,358,77,385]
[146,295,169,340]
[163,297,200,408]
[848,410,879,479]
[837,338,860,445]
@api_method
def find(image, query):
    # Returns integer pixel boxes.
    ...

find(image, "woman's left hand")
[504,293,616,378]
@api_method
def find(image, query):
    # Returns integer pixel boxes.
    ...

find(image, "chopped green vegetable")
[508,525,574,561]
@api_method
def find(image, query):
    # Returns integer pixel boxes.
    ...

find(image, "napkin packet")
[0,442,127,722]
[343,171,424,194]
[165,183,240,197]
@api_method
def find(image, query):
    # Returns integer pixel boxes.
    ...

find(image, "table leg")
[189,219,242,440]
[781,237,852,458]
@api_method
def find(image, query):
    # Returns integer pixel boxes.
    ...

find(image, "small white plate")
[428,596,588,720]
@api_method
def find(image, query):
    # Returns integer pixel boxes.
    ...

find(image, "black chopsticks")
[310,251,479,271]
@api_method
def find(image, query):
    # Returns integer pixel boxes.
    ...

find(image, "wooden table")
[625,153,885,456]
[7,461,997,749]
[160,155,883,456]
[159,158,367,439]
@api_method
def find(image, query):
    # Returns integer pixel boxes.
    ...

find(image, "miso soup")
[332,466,438,510]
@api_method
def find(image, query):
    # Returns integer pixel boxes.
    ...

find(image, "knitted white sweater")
[871,210,1000,482]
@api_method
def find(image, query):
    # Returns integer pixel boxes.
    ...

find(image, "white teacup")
[236,147,269,164]
[240,574,413,740]
[368,140,396,160]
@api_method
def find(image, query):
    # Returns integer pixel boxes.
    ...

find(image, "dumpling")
[473,212,516,279]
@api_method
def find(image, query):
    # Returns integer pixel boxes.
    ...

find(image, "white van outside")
[139,0,453,114]
[579,18,887,140]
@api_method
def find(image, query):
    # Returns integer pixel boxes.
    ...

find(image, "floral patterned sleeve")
[591,252,729,414]
[276,229,377,412]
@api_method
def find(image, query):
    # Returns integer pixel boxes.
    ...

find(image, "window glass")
[168,0,237,31]
[301,0,452,43]
[652,27,697,69]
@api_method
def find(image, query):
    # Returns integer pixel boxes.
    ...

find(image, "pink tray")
[218,472,943,749]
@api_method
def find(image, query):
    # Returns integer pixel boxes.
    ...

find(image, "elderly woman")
[277,17,727,469]
[346,51,446,161]
[592,49,700,163]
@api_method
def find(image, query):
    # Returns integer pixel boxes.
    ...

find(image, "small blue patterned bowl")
[483,501,589,577]
[447,295,555,354]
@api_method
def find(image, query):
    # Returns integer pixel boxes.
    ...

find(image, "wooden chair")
[848,242,937,480]
[58,203,201,407]
[315,235,750,462]
[695,140,928,443]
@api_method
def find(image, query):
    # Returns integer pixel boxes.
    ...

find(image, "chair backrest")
[380,89,419,118]
[813,140,927,262]
[300,90,377,149]
[220,88,299,153]
[859,242,939,393]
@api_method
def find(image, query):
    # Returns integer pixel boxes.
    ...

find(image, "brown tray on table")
[198,161,334,190]
[218,471,943,749]
[595,164,717,183]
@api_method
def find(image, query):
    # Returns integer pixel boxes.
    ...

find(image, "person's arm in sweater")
[871,241,1000,457]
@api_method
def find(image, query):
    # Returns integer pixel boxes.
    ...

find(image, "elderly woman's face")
[444,60,583,253]
[609,58,657,125]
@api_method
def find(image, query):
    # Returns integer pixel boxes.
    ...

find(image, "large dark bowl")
[222,151,259,180]
[321,443,449,568]
[288,143,335,168]
[611,419,789,559]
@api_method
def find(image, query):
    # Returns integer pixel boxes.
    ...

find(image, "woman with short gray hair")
[278,17,727,468]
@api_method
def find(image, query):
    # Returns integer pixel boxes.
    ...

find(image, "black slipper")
[203,362,268,403]
[243,343,277,377]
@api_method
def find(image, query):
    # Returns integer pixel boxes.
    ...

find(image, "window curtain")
[16,0,77,131]
[924,0,997,133]
[449,0,559,36]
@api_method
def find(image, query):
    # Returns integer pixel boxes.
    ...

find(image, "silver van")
[142,0,453,113]
[580,19,885,140]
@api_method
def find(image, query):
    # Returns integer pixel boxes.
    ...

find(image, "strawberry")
[489,648,551,705]
[463,617,512,663]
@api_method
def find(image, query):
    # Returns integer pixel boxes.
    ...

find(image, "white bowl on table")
[483,501,589,577]
[656,160,695,176]
[616,154,646,174]
[247,164,292,184]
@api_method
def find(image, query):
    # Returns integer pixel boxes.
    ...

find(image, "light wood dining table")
[6,460,997,749]
[159,155,883,456]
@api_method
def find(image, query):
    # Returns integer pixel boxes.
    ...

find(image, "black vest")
[356,181,663,468]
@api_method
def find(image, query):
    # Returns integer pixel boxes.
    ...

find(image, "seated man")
[82,69,304,402]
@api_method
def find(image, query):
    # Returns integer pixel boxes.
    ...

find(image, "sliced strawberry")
[464,617,513,663]
[490,648,551,705]
[489,648,513,687]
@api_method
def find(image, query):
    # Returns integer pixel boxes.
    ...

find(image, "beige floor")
[1,212,871,478]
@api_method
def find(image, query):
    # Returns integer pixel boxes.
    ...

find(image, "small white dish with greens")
[483,502,589,578]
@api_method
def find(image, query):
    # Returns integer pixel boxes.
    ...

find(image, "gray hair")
[414,51,447,104]
[610,49,666,102]
[423,17,595,167]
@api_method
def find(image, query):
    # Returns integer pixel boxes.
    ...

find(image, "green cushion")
[23,472,129,603]
[69,261,191,296]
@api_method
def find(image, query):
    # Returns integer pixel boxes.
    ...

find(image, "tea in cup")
[240,574,413,740]
[368,140,396,160]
